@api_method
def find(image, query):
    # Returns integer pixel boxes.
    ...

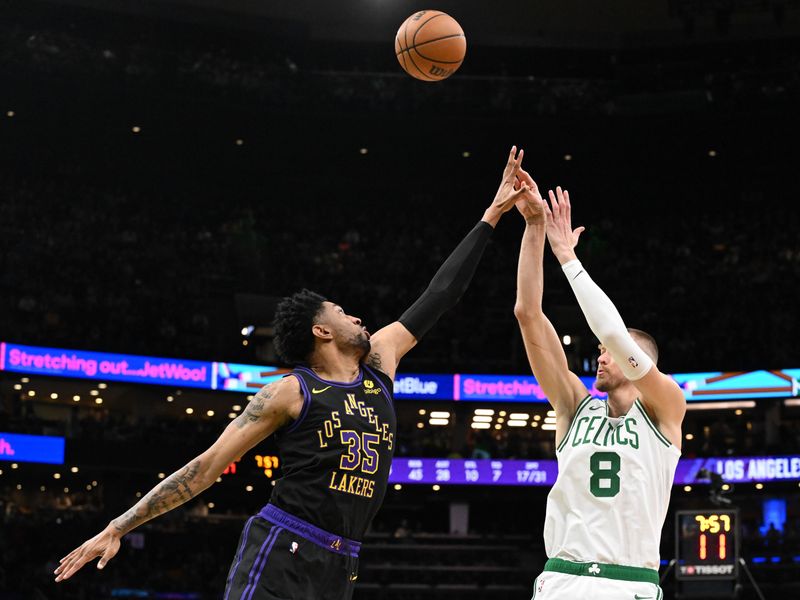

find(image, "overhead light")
[497,418,504,423]
[471,422,491,429]
[185,408,194,414]
[563,154,573,161]
[6,110,14,117]
[684,486,692,492]
[27,390,35,397]
[242,340,249,346]
[394,484,402,490]
[494,424,502,429]
[40,486,46,492]
[531,421,539,427]
[562,335,572,346]
[21,378,29,383]
[472,416,492,423]
[50,393,58,399]
[462,151,471,158]
[95,398,103,404]
[546,410,555,417]
[499,411,507,417]
[721,484,731,491]
[247,395,254,401]
[73,395,80,402]
[167,396,174,402]
[432,484,440,491]
[246,485,254,492]
[507,420,527,427]
[241,325,254,336]
[207,410,215,417]
[359,147,368,155]
[734,409,743,416]
[11,463,18,469]
[686,401,756,410]
[755,483,764,490]
[429,418,449,426]
[232,405,242,411]
[90,390,99,396]
[541,424,557,431]
[475,409,494,416]
[235,139,244,146]
[16,484,22,490]
[416,422,424,429]
[63,487,70,494]
[86,484,92,491]
[533,415,541,421]
[132,125,141,133]
[685,433,694,440]
[70,467,79,473]
[544,417,556,424]
[208,502,215,509]
[92,480,98,486]
[136,492,142,498]
[510,413,529,420]
[13,384,21,390]
[98,383,107,389]
[430,411,450,419]
[418,409,426,415]
[708,149,717,157]
[53,473,61,479]
[158,473,165,479]
[228,412,237,419]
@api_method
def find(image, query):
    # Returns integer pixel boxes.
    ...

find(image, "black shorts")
[223,506,360,600]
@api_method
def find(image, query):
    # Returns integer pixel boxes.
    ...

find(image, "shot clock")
[675,509,739,579]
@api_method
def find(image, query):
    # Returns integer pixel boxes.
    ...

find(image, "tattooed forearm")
[111,459,203,536]
[234,383,274,429]
[365,352,383,372]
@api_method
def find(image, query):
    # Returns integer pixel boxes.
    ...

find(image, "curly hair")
[273,289,328,365]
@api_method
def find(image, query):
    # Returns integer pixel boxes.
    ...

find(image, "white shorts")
[531,560,664,600]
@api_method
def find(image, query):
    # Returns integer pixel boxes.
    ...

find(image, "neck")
[606,384,638,417]
[308,348,361,383]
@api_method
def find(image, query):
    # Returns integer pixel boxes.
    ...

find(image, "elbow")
[514,302,542,322]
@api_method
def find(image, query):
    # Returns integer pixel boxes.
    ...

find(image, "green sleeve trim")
[635,399,672,448]
[556,394,593,453]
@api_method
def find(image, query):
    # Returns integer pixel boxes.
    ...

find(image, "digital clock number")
[695,514,731,534]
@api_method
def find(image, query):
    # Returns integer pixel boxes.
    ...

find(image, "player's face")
[324,302,371,358]
[595,344,627,392]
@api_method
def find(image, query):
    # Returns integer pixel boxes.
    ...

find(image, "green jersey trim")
[556,394,593,453]
[634,399,672,448]
[544,557,659,584]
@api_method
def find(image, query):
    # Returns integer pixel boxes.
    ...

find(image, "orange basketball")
[395,10,466,82]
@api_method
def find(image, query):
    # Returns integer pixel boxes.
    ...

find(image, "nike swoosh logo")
[589,405,603,410]
[311,386,332,394]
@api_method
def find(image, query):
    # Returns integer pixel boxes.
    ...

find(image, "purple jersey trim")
[283,373,311,434]
[259,503,362,557]
[223,515,256,600]
[293,365,364,387]
[241,525,283,600]
[362,364,395,409]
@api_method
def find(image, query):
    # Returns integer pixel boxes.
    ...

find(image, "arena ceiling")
[40,0,800,47]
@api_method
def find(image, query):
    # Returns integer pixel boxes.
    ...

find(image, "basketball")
[395,10,466,81]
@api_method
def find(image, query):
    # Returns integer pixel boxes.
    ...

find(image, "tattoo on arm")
[365,352,383,372]
[234,383,274,429]
[111,459,203,536]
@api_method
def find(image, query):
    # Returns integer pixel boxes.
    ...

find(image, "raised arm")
[512,169,588,443]
[544,187,685,446]
[54,376,302,582]
[367,146,532,379]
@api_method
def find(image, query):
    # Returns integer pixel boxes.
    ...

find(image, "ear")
[312,323,333,340]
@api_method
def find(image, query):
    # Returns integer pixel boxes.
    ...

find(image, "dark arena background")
[2,0,800,598]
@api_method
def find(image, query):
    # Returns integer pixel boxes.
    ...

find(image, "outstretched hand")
[544,186,585,264]
[54,526,121,582]
[513,167,547,224]
[482,146,535,227]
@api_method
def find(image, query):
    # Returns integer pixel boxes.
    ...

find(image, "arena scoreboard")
[675,509,738,580]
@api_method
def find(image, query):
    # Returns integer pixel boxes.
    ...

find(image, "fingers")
[98,545,117,570]
[504,146,523,180]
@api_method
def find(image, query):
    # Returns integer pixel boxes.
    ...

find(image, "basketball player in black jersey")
[54,147,534,599]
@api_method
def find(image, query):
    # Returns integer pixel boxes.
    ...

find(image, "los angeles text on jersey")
[318,390,394,499]
[569,415,641,449]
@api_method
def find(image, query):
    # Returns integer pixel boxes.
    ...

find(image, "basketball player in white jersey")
[513,178,685,599]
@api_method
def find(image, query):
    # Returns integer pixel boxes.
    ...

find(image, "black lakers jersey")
[269,363,396,541]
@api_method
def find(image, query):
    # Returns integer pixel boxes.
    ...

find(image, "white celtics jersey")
[543,396,680,570]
